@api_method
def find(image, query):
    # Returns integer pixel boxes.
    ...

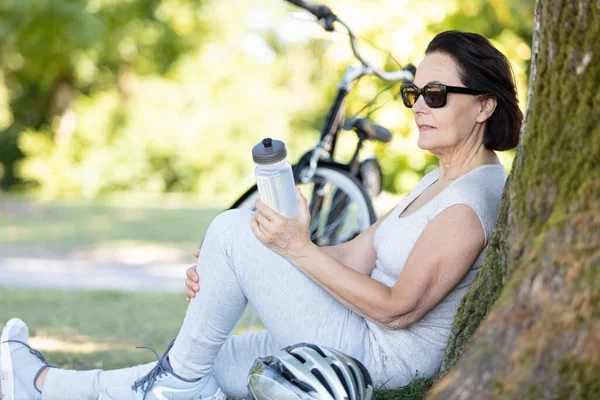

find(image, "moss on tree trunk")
[430,0,600,397]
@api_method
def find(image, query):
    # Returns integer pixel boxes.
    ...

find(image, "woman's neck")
[437,148,500,182]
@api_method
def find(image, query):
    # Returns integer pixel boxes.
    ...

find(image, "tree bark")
[429,0,600,398]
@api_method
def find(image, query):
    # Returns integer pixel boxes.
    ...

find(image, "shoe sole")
[0,318,20,400]
[211,388,227,400]
[97,386,227,400]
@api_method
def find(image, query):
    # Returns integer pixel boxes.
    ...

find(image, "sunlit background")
[0,0,533,201]
[0,0,535,375]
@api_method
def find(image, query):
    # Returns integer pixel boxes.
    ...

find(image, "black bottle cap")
[252,138,287,165]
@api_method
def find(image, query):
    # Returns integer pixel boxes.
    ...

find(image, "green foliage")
[375,375,433,400]
[0,0,533,199]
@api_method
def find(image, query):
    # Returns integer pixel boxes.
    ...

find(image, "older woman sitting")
[1,30,522,400]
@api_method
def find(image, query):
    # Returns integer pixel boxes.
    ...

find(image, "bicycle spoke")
[323,205,350,237]
[308,181,357,245]
[321,204,354,245]
[309,184,336,237]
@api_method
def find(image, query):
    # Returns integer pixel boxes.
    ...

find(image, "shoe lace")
[3,339,58,369]
[131,340,175,399]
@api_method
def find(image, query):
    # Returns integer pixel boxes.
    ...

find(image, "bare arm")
[289,204,485,329]
[185,207,395,302]
[319,206,396,276]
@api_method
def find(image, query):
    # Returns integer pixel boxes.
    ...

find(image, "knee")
[203,209,255,251]
[207,209,252,236]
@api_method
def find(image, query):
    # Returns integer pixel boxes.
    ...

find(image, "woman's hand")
[185,251,200,303]
[251,188,314,264]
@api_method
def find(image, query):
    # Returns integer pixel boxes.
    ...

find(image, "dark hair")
[425,31,522,151]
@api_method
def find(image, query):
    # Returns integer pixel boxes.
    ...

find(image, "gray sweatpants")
[43,209,386,399]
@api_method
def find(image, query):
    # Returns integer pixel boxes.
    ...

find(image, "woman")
[1,30,522,400]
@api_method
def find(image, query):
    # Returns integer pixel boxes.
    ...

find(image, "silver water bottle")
[252,138,299,218]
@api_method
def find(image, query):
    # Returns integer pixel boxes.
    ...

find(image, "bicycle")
[230,0,415,332]
[231,0,415,246]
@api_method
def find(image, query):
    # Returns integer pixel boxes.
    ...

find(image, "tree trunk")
[429,0,600,398]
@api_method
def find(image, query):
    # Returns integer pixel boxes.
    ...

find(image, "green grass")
[0,196,431,399]
[0,287,431,399]
[376,378,433,399]
[0,287,189,369]
[0,287,262,370]
[0,195,223,252]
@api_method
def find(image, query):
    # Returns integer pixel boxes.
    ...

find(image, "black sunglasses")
[400,83,488,108]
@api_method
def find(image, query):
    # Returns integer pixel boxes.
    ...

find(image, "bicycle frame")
[285,65,374,243]
[233,0,415,243]
[294,64,370,184]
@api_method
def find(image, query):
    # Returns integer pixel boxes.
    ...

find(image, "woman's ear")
[476,96,497,123]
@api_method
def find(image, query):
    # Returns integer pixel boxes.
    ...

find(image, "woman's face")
[411,52,488,157]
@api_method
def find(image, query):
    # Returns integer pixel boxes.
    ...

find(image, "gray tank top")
[367,164,507,384]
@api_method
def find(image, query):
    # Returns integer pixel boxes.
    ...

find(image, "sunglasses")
[400,83,487,108]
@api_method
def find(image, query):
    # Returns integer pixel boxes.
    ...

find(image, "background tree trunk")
[429,0,600,397]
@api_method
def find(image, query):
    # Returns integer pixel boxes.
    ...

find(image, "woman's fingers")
[185,264,200,301]
[193,251,200,259]
[295,188,311,224]
[251,217,262,240]
[186,287,197,299]
[186,265,199,282]
[255,198,278,221]
[254,212,272,233]
[185,277,200,292]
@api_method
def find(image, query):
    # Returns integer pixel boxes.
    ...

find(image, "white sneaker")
[99,340,225,400]
[1,318,57,400]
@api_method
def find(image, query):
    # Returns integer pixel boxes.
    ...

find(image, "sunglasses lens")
[424,85,445,107]
[401,87,418,107]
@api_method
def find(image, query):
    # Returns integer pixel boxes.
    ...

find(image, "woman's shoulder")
[432,165,507,243]
[444,164,506,201]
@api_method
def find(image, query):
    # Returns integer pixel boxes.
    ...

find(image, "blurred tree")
[0,0,534,200]
[430,0,599,397]
[0,0,205,191]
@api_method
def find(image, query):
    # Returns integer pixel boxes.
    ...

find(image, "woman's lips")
[418,124,436,132]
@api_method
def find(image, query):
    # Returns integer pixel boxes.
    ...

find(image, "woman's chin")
[417,137,434,151]
[417,138,444,156]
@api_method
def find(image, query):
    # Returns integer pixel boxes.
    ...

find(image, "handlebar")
[284,0,415,82]
[285,0,336,29]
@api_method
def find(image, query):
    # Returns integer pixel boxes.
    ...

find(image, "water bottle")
[252,138,299,218]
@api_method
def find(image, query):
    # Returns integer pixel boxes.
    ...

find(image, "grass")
[376,379,433,399]
[0,195,430,399]
[0,287,261,370]
[0,287,190,370]
[0,195,223,252]
[0,287,431,399]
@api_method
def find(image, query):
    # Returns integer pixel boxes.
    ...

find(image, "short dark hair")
[425,31,523,151]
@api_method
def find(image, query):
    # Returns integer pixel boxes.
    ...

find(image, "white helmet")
[247,343,375,400]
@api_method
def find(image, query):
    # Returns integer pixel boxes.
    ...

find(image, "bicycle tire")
[232,163,376,245]
[359,157,383,199]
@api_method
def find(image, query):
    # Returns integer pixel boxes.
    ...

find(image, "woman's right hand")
[185,251,201,303]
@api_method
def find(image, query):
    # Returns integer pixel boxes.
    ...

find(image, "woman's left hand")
[251,188,314,263]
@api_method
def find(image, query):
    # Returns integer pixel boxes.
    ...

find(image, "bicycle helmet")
[247,343,374,400]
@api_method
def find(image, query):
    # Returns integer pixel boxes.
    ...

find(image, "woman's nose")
[411,95,429,114]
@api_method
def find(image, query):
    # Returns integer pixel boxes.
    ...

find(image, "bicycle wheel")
[232,163,376,246]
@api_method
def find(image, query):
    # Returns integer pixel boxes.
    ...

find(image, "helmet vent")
[306,344,327,357]
[311,368,334,397]
[290,353,306,363]
[331,364,351,395]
